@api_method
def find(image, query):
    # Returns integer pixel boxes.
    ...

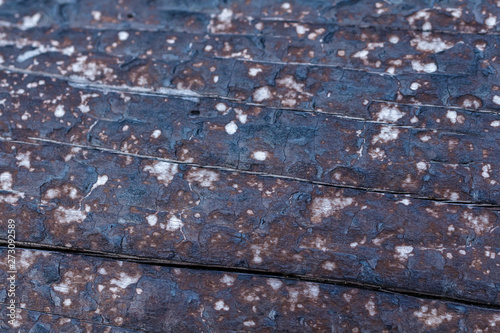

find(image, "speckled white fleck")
[251,151,268,161]
[225,121,238,135]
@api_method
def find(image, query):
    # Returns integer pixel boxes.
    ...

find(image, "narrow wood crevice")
[2,242,499,311]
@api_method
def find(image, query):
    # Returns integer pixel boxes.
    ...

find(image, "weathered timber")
[1,248,499,332]
[0,139,499,305]
[2,72,500,204]
[0,0,499,34]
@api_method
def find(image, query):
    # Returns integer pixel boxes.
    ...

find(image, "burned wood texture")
[1,247,500,332]
[1,138,500,306]
[0,0,499,331]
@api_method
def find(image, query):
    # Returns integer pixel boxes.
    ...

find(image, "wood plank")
[1,0,499,34]
[2,72,500,204]
[1,34,499,114]
[1,247,499,332]
[1,139,499,305]
[1,25,498,77]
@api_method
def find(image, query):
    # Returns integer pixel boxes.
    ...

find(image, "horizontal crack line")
[2,136,499,208]
[215,56,469,77]
[1,241,499,311]
[2,17,498,38]
[372,100,500,116]
[0,65,497,129]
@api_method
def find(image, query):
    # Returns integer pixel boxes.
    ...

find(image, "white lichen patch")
[118,31,129,41]
[185,168,219,188]
[446,110,457,124]
[214,300,230,311]
[220,274,236,286]
[365,298,377,316]
[491,120,500,127]
[492,95,500,105]
[375,105,404,122]
[482,164,491,179]
[208,8,233,33]
[394,245,414,261]
[411,60,437,73]
[249,67,262,77]
[16,151,33,171]
[410,82,421,91]
[251,151,268,161]
[463,211,493,235]
[146,214,158,226]
[253,86,272,102]
[410,34,455,53]
[151,129,161,138]
[225,121,238,135]
[143,162,178,187]
[368,147,386,160]
[310,195,354,223]
[372,126,400,144]
[414,306,454,327]
[54,207,87,224]
[110,272,140,289]
[21,13,41,30]
[166,215,183,231]
[267,278,283,290]
[416,162,428,171]
[54,105,65,117]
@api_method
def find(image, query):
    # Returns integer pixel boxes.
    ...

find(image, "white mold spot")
[186,168,219,188]
[249,68,262,77]
[411,60,437,73]
[253,86,272,102]
[410,35,455,53]
[310,196,354,223]
[251,151,268,161]
[492,95,500,105]
[21,13,41,30]
[485,15,497,28]
[372,126,400,144]
[389,35,399,44]
[146,214,158,226]
[214,300,229,311]
[463,211,492,235]
[267,278,283,290]
[143,162,178,187]
[91,11,102,21]
[410,82,421,90]
[446,110,457,124]
[220,274,235,286]
[416,162,428,171]
[16,151,32,170]
[395,245,414,261]
[151,129,161,138]
[376,105,404,122]
[118,31,129,41]
[166,215,183,231]
[365,298,377,316]
[225,121,238,135]
[110,272,140,289]
[54,207,87,224]
[491,120,500,127]
[54,105,65,117]
[414,306,454,327]
[216,102,227,113]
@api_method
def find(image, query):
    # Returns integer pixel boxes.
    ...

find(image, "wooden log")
[1,0,498,34]
[0,248,499,332]
[0,139,499,305]
[2,72,500,204]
